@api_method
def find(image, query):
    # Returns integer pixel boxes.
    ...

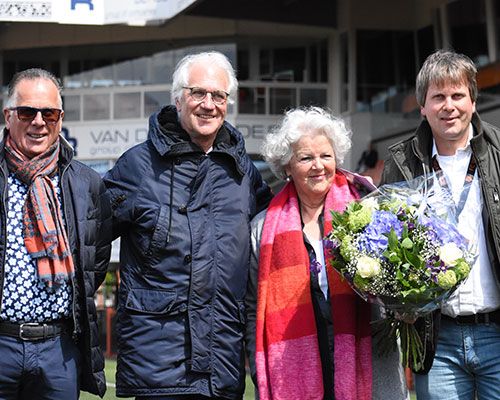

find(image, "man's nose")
[443,96,455,110]
[200,94,216,108]
[31,111,46,125]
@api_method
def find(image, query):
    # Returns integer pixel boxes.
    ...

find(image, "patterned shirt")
[0,174,72,323]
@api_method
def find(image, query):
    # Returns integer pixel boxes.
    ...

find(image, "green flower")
[453,260,470,280]
[339,235,356,260]
[437,270,457,290]
[348,207,372,232]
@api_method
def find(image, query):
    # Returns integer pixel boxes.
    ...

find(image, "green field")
[80,359,416,399]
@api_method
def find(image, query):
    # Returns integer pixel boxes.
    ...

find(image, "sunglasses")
[183,87,229,105]
[8,106,63,125]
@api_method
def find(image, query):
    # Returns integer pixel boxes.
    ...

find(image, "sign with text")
[62,115,280,160]
[0,0,198,25]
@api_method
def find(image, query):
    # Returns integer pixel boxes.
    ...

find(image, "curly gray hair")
[261,106,352,180]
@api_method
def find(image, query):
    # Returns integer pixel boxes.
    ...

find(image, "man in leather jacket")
[382,50,500,400]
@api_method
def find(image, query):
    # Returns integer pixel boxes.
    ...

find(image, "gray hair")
[262,106,352,180]
[416,49,477,106]
[5,68,63,109]
[171,51,238,105]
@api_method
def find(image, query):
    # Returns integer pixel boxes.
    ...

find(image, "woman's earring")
[286,175,291,182]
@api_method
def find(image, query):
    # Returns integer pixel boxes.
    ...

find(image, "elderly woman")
[245,107,408,400]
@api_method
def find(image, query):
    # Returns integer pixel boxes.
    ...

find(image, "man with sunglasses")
[0,68,112,399]
[105,51,272,399]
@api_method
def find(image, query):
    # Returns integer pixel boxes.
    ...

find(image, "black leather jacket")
[381,113,500,373]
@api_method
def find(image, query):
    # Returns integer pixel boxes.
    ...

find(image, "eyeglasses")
[182,87,229,105]
[8,106,63,125]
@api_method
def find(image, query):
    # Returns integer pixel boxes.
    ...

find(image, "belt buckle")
[19,322,42,341]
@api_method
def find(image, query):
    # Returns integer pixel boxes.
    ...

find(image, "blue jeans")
[0,333,81,400]
[414,317,500,399]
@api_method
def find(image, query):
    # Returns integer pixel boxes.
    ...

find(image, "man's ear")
[420,106,426,118]
[3,109,11,129]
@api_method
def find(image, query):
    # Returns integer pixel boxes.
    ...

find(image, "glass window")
[274,47,305,82]
[83,94,110,120]
[144,91,170,117]
[417,25,435,67]
[447,0,489,66]
[114,92,141,119]
[3,61,16,85]
[237,49,249,80]
[63,95,81,121]
[340,32,349,113]
[149,52,176,85]
[304,41,328,83]
[356,30,416,112]
[300,88,327,108]
[115,60,146,86]
[238,87,266,114]
[270,88,296,114]
[259,47,308,82]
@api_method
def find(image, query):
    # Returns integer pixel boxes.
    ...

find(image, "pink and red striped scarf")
[4,136,74,288]
[255,171,372,400]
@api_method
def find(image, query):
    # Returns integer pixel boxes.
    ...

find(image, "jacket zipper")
[0,165,8,314]
[60,162,79,340]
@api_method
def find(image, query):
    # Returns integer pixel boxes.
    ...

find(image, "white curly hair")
[261,106,352,180]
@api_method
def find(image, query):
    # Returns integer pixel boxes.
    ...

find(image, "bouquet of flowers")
[325,176,477,371]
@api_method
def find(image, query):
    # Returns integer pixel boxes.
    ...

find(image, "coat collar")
[148,105,246,176]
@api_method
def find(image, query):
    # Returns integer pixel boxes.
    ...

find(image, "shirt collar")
[432,124,473,158]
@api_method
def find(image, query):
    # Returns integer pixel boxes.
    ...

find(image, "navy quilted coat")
[104,105,271,398]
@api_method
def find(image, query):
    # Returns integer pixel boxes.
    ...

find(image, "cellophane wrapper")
[325,175,478,370]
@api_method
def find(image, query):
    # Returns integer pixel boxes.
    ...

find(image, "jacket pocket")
[146,205,170,261]
[125,288,179,315]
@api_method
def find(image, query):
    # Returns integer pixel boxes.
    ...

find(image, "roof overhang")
[186,0,337,28]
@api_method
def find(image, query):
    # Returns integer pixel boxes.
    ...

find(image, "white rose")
[360,197,379,211]
[356,256,381,278]
[439,242,463,266]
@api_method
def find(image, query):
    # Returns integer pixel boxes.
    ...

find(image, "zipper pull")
[494,189,499,203]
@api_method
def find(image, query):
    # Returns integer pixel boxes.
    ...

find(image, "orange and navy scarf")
[255,171,372,400]
[4,136,74,288]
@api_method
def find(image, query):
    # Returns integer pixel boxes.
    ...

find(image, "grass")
[80,358,416,399]
[80,358,255,400]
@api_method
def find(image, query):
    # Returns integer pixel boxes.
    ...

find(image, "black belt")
[442,309,500,325]
[0,320,71,341]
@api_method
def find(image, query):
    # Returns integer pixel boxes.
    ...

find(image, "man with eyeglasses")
[105,52,272,399]
[0,68,112,399]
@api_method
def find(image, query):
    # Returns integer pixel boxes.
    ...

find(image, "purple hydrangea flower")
[419,215,467,249]
[358,210,404,254]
